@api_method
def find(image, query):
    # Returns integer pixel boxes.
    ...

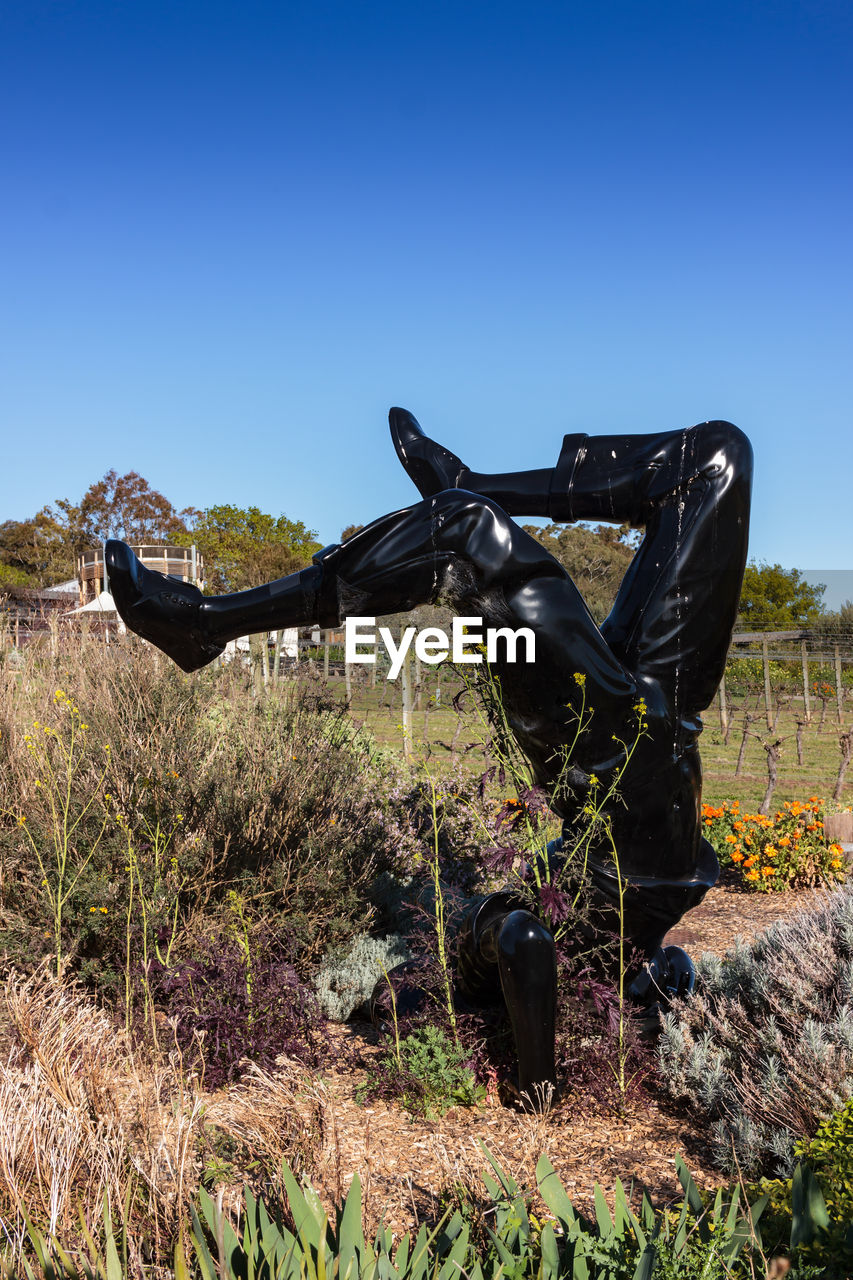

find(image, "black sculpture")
[106,409,752,1101]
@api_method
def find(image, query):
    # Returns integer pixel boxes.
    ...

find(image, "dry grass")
[204,1059,327,1215]
[0,966,327,1273]
[0,965,511,1265]
[0,965,204,1263]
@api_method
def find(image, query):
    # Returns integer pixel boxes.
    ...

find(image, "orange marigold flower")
[731,851,745,863]
[745,870,760,881]
[762,867,775,877]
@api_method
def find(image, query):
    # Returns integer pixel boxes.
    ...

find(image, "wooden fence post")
[801,640,811,722]
[414,653,422,711]
[323,631,330,680]
[400,647,413,762]
[719,671,728,736]
[261,633,270,688]
[762,636,773,730]
[835,644,844,724]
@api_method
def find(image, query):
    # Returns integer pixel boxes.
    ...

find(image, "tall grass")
[0,634,423,997]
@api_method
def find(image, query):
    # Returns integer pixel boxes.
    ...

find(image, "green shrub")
[359,1022,485,1118]
[799,1094,853,1211]
[746,1098,853,1273]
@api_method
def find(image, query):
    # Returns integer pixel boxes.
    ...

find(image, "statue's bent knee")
[493,909,555,982]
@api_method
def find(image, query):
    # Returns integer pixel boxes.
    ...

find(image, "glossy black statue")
[106,409,752,1101]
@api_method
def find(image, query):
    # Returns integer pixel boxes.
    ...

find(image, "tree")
[72,469,194,546]
[736,562,826,630]
[183,505,321,593]
[0,511,76,586]
[1,471,195,590]
[0,559,36,590]
[523,522,637,624]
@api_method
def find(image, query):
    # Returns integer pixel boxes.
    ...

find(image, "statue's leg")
[389,410,752,576]
[107,490,638,725]
[553,422,753,965]
[560,422,754,716]
[492,910,558,1100]
[456,893,558,1101]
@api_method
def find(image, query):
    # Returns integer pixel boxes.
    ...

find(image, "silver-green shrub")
[313,932,412,1021]
[657,886,853,1177]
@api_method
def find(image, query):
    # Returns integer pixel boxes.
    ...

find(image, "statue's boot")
[105,539,324,673]
[389,407,553,516]
[390,410,698,524]
[389,407,469,496]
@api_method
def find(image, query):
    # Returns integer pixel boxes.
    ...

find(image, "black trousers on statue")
[315,420,752,953]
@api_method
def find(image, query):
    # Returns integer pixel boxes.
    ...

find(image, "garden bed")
[266,883,832,1239]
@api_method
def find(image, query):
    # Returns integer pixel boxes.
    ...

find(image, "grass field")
[320,669,852,813]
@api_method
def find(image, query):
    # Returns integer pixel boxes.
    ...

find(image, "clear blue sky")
[2,0,851,576]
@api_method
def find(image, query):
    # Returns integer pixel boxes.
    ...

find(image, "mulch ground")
[310,883,833,1236]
